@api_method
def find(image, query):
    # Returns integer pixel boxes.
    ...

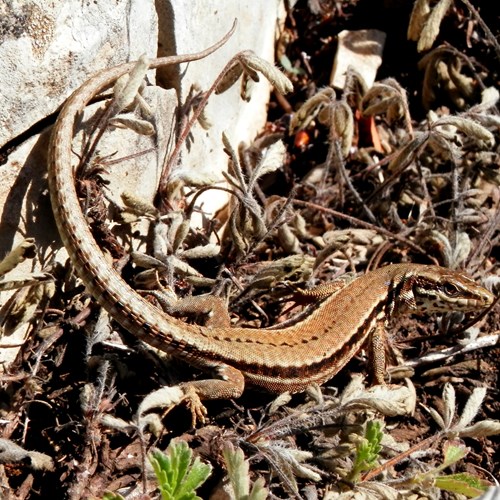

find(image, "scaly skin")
[47,31,495,402]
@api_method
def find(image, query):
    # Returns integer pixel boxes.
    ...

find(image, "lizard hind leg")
[135,364,245,428]
[163,294,232,328]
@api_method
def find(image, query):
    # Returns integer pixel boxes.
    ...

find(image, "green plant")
[347,420,383,483]
[222,442,268,500]
[150,441,212,500]
[101,441,211,500]
[413,441,490,498]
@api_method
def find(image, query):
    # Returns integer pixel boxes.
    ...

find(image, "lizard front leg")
[368,321,389,385]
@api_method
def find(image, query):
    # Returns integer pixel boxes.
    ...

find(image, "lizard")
[46,30,495,419]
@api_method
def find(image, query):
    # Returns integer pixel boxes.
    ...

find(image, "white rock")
[0,0,158,148]
[161,0,285,224]
[0,1,284,369]
[330,29,386,90]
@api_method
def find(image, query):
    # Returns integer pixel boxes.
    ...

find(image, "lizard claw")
[136,384,208,429]
[181,385,208,427]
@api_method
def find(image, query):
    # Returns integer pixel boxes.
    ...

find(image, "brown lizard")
[46,31,495,418]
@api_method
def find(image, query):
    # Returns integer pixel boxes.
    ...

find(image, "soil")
[1,1,499,498]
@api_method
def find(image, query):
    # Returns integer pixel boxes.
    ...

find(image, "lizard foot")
[136,385,207,428]
[180,384,208,427]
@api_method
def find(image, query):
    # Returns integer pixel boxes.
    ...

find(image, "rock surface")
[0,1,284,367]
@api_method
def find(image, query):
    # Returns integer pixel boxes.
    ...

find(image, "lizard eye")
[443,282,459,297]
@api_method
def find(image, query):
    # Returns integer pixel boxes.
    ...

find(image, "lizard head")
[396,265,495,314]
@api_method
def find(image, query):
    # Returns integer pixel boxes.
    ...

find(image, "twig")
[412,333,499,367]
[460,0,500,64]
[292,198,436,262]
[362,434,441,482]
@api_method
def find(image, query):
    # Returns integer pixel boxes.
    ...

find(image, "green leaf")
[150,442,212,500]
[348,420,383,482]
[357,420,383,467]
[223,442,250,498]
[279,54,305,76]
[248,477,268,500]
[102,493,125,500]
[435,472,491,498]
[176,456,212,499]
[441,441,468,469]
[222,442,268,500]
